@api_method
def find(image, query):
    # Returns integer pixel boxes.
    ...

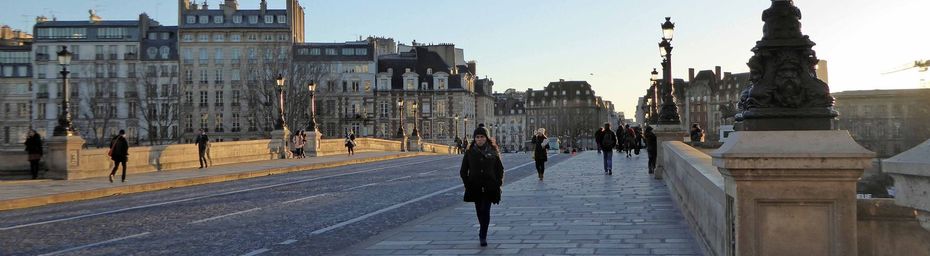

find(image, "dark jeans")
[110,160,127,181]
[347,146,355,155]
[648,151,657,173]
[602,150,613,171]
[474,199,492,239]
[198,147,208,167]
[29,160,40,179]
[535,160,545,175]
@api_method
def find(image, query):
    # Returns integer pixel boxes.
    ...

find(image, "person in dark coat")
[600,123,617,175]
[531,128,549,180]
[24,129,43,179]
[459,126,504,247]
[645,125,658,174]
[345,133,356,156]
[690,123,704,146]
[633,126,644,155]
[108,129,130,182]
[594,127,604,154]
[195,129,210,168]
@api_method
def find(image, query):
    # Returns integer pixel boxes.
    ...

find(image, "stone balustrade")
[662,141,728,256]
[857,199,930,256]
[315,137,404,156]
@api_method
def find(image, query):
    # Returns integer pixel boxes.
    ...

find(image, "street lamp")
[396,98,405,138]
[463,115,469,139]
[306,81,317,132]
[411,100,419,137]
[274,74,286,130]
[657,17,680,125]
[650,68,660,125]
[453,114,459,139]
[53,46,74,136]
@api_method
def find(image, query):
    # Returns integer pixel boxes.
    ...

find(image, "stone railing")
[420,141,455,154]
[315,137,403,156]
[46,139,282,180]
[857,199,930,256]
[662,141,728,256]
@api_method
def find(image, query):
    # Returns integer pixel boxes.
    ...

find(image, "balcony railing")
[124,53,137,60]
[126,92,138,98]
[95,54,104,60]
[36,92,49,98]
[214,102,224,107]
[214,128,224,132]
[231,128,241,132]
[231,102,240,107]
[199,103,208,108]
[108,54,118,60]
[35,53,49,61]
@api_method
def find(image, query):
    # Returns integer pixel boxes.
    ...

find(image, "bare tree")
[132,64,181,145]
[74,78,120,148]
[241,43,326,136]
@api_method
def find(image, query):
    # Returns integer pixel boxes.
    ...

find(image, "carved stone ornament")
[735,0,838,131]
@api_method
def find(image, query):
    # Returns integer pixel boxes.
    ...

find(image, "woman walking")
[108,130,129,183]
[531,128,549,180]
[293,130,306,158]
[459,126,504,247]
[24,129,43,179]
[344,134,356,156]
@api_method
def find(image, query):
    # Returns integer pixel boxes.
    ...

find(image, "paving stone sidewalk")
[343,151,702,256]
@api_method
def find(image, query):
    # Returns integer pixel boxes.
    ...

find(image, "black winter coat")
[644,130,658,154]
[460,145,505,204]
[110,136,129,162]
[532,135,548,162]
[25,135,43,155]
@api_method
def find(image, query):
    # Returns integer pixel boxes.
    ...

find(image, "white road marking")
[38,232,151,256]
[309,160,538,236]
[386,176,412,182]
[240,248,270,256]
[278,239,298,245]
[189,207,261,224]
[0,156,456,231]
[280,193,328,204]
[344,183,379,191]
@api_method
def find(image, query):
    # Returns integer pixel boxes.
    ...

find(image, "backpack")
[601,132,616,148]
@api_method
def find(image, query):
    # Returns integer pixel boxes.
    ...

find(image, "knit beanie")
[473,126,489,138]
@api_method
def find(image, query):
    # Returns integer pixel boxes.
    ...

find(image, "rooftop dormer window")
[199,16,209,24]
[186,16,196,24]
[264,15,273,24]
[232,15,242,24]
[277,15,287,23]
[248,15,258,24]
[426,68,432,75]
[214,16,223,24]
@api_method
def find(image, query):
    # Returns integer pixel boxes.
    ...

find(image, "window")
[438,79,446,90]
[200,113,209,130]
[232,113,240,130]
[185,69,193,82]
[35,27,87,39]
[231,48,240,61]
[215,91,224,103]
[182,33,193,42]
[213,16,223,23]
[156,46,168,59]
[199,16,209,24]
[200,70,208,83]
[248,15,258,24]
[215,69,223,82]
[200,91,208,104]
[230,34,241,42]
[232,90,240,104]
[183,48,193,61]
[231,69,240,81]
[186,16,196,24]
[161,33,169,40]
[297,48,309,55]
[426,68,433,75]
[263,34,273,41]
[98,27,128,39]
[277,15,286,23]
[198,33,209,42]
[213,33,225,42]
[310,48,321,55]
[264,15,274,23]
[277,33,288,41]
[325,48,336,55]
[214,48,224,60]
[247,48,256,59]
[341,48,354,55]
[148,32,158,39]
[232,15,242,24]
[380,102,389,118]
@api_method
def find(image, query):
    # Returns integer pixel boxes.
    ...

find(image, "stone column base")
[271,128,290,159]
[408,136,421,152]
[303,130,322,157]
[654,124,687,180]
[45,135,86,180]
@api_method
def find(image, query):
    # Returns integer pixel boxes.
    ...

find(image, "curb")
[0,152,436,211]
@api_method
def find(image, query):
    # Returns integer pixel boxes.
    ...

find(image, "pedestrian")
[108,129,129,183]
[459,125,504,247]
[645,125,658,174]
[195,128,210,168]
[690,123,704,146]
[600,122,617,175]
[624,124,635,158]
[345,134,356,156]
[293,130,306,158]
[454,136,462,154]
[24,129,43,179]
[633,126,644,155]
[531,128,549,181]
[594,127,604,154]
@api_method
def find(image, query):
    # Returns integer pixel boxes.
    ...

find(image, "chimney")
[201,1,209,10]
[260,0,268,13]
[36,16,49,23]
[192,3,199,9]
[724,72,732,80]
[467,61,476,75]
[688,68,695,82]
[715,66,722,81]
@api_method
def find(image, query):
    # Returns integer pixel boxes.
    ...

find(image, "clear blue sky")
[6,0,930,117]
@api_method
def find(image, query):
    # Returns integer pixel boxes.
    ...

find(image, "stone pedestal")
[270,128,290,159]
[399,136,408,152]
[303,130,322,157]
[408,136,421,152]
[654,124,687,180]
[883,139,930,232]
[45,135,86,180]
[711,130,873,256]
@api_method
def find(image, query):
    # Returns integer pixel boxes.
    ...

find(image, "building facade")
[525,80,607,150]
[834,88,930,157]
[177,0,305,142]
[0,26,33,150]
[493,89,526,152]
[31,12,148,147]
[139,22,180,145]
[374,44,478,145]
[680,66,749,142]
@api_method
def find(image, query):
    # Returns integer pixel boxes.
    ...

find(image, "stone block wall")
[316,138,403,156]
[857,199,930,256]
[662,141,728,256]
[420,142,454,154]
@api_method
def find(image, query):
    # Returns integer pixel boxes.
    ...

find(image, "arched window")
[159,46,170,59]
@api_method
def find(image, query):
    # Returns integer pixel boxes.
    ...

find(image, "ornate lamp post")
[411,100,419,137]
[650,68,660,125]
[53,47,74,136]
[306,81,317,132]
[463,115,469,138]
[657,17,681,125]
[396,98,405,138]
[274,74,286,130]
[453,114,459,139]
